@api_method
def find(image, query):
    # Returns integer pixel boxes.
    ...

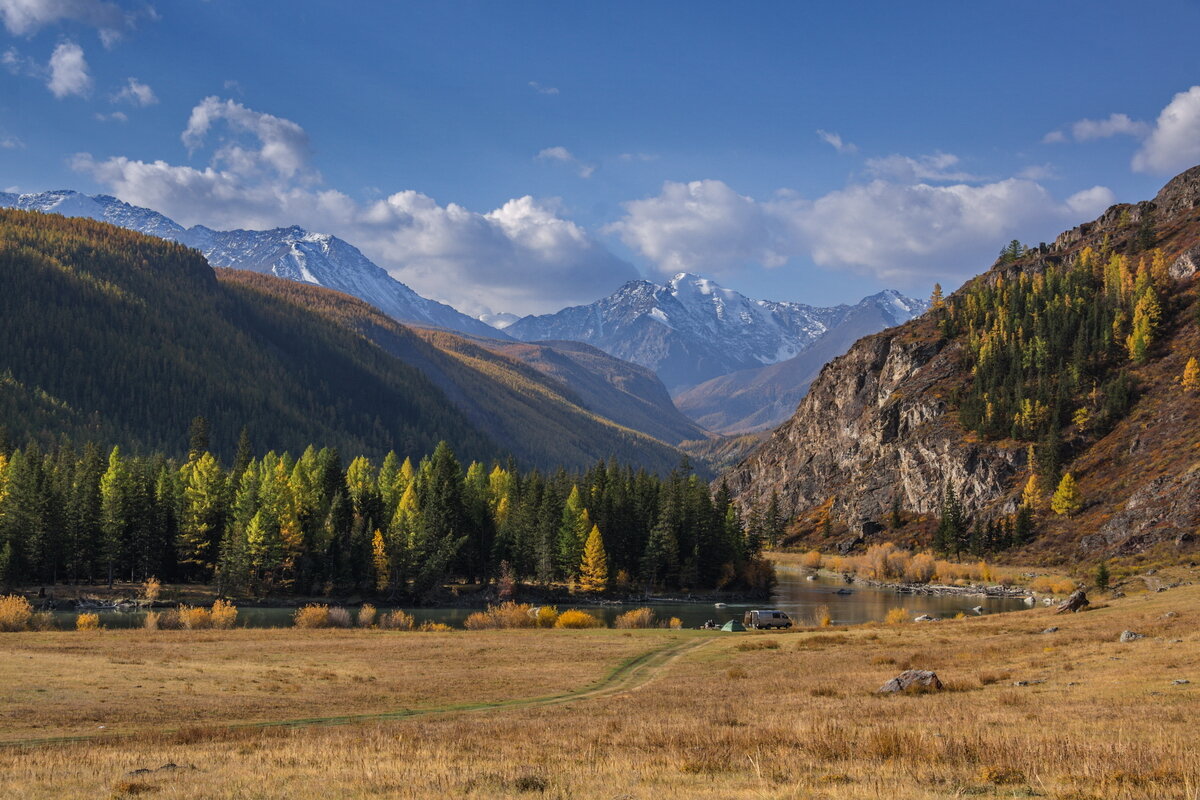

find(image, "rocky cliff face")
[724,323,1024,532]
[724,166,1200,560]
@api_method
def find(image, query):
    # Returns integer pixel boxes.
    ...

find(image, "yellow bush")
[1051,579,1077,595]
[614,607,656,629]
[76,612,101,631]
[210,599,237,629]
[535,606,559,628]
[143,611,160,630]
[668,617,683,630]
[555,609,604,628]
[155,609,183,629]
[178,605,212,630]
[463,602,536,630]
[356,604,376,628]
[294,604,331,629]
[380,609,414,630]
[0,594,33,632]
[812,605,832,627]
[801,550,823,569]
[884,608,908,625]
[904,553,937,583]
[418,621,453,632]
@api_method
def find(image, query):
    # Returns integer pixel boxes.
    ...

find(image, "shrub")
[155,609,183,630]
[76,612,101,631]
[380,609,414,630]
[1052,579,1077,595]
[178,605,212,630]
[294,604,331,629]
[668,616,683,630]
[210,599,238,629]
[534,605,559,628]
[29,611,55,631]
[463,602,536,630]
[419,621,453,632]
[614,608,656,629]
[554,609,603,628]
[812,605,832,627]
[0,594,33,632]
[356,604,377,628]
[327,607,353,628]
[884,607,908,625]
[143,611,160,630]
[801,550,823,569]
[904,553,937,584]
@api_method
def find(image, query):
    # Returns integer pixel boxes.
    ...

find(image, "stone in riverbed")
[878,669,943,694]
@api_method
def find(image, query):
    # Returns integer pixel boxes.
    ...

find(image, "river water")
[50,567,1029,629]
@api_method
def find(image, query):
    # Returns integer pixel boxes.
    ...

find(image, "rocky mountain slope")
[676,294,921,433]
[505,273,924,392]
[0,190,501,338]
[724,166,1200,564]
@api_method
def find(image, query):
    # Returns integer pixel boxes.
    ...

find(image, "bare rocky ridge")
[724,166,1200,559]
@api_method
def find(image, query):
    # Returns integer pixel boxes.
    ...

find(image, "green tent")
[720,620,747,632]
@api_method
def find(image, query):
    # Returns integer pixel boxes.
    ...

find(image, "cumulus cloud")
[816,129,857,154]
[536,145,595,178]
[111,76,155,106]
[74,97,637,315]
[47,40,90,98]
[1132,86,1200,175]
[612,175,1116,287]
[865,152,976,183]
[1044,112,1150,144]
[183,96,312,180]
[0,0,129,43]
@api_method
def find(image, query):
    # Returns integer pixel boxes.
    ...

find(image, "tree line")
[0,420,772,598]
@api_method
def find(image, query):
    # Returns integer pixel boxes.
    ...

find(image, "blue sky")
[3,1,1200,316]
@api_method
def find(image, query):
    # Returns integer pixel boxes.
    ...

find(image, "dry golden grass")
[1,585,1198,799]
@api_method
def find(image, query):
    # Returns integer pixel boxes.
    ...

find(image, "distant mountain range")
[0,189,502,339]
[505,273,925,393]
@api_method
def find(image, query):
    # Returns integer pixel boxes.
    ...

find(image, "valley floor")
[2,585,1197,798]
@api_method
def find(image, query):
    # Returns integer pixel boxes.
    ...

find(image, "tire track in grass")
[1,635,714,749]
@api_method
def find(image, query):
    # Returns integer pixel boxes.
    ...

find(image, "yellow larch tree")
[579,524,609,593]
[1050,473,1083,517]
[1182,357,1200,392]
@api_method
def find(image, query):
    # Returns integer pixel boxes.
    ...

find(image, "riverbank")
[2,580,1195,798]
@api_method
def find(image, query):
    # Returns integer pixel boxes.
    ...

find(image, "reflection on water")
[50,567,1029,630]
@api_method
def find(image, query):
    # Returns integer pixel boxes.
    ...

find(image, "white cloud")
[1044,112,1150,145]
[94,110,126,122]
[816,129,857,154]
[111,76,156,106]
[612,175,1116,287]
[618,152,658,162]
[74,98,637,315]
[528,81,559,95]
[536,145,595,179]
[1015,163,1058,181]
[0,133,23,148]
[47,40,90,98]
[183,96,312,180]
[0,0,128,41]
[865,152,976,183]
[1132,86,1200,175]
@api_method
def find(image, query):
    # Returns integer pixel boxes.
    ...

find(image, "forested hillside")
[0,208,495,463]
[726,166,1200,565]
[221,272,700,474]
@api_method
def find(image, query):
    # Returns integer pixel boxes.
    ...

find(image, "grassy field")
[1,584,1197,799]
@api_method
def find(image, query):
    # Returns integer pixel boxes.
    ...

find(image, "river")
[50,567,1029,629]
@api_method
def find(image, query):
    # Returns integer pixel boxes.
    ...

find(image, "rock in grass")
[878,669,943,694]
[1056,589,1089,614]
[1119,630,1144,642]
[1041,626,1059,634]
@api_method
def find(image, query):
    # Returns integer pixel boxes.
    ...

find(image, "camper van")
[743,609,793,629]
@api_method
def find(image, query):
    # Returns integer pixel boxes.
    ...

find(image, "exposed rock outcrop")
[1081,469,1200,555]
[878,669,943,694]
[724,327,1023,524]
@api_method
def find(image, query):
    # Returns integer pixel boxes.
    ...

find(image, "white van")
[744,609,792,629]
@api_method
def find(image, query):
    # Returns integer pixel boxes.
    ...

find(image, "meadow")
[1,581,1197,799]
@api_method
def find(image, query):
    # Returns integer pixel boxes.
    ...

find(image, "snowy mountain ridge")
[0,189,502,339]
[505,272,926,391]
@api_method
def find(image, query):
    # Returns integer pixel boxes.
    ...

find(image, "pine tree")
[177,452,226,579]
[98,446,127,588]
[579,524,608,593]
[1094,560,1110,592]
[557,486,589,579]
[187,416,210,462]
[1050,473,1083,517]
